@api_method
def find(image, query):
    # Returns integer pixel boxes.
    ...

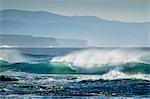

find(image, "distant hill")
[0,34,88,47]
[0,9,149,47]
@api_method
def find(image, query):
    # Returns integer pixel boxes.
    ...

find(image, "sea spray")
[0,50,27,63]
[101,70,150,80]
[0,60,149,75]
[51,49,150,67]
[0,48,149,79]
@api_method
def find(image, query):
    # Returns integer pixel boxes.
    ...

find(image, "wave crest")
[51,49,149,68]
[0,50,27,63]
[0,60,149,74]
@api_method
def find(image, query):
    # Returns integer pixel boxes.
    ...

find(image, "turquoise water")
[0,48,150,98]
[0,60,149,74]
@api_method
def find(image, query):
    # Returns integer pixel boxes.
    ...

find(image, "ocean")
[0,47,150,98]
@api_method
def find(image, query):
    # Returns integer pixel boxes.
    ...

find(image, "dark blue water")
[0,48,150,98]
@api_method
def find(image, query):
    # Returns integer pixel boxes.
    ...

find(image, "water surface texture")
[0,48,150,98]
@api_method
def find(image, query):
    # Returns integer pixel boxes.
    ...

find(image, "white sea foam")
[51,49,149,68]
[74,70,150,81]
[101,70,150,80]
[0,50,27,63]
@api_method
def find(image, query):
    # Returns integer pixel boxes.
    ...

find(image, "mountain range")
[0,9,149,47]
[0,34,87,47]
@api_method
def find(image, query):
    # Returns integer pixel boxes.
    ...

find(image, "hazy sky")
[0,0,149,22]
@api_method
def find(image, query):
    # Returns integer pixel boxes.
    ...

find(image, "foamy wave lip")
[101,70,150,80]
[51,49,149,68]
[0,50,27,63]
[75,70,150,81]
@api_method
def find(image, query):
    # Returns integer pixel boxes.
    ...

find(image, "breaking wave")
[51,49,150,67]
[0,50,27,63]
[0,59,149,74]
[0,49,149,80]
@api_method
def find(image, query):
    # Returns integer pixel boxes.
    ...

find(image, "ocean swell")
[0,60,149,74]
[0,49,149,80]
